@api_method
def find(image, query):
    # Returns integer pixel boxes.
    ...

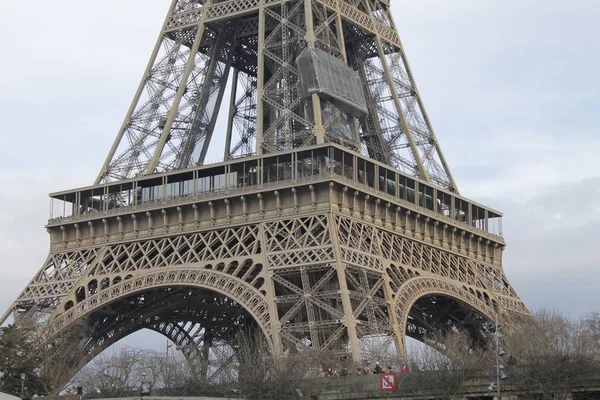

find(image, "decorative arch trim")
[42,266,272,345]
[80,302,210,366]
[52,317,223,393]
[393,276,496,358]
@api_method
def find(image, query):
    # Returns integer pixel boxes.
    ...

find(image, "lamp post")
[21,373,25,398]
[140,370,150,397]
[166,341,173,359]
[489,301,508,400]
[20,373,25,396]
[495,308,501,400]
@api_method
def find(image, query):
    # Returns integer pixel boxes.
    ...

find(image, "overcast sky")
[0,0,598,349]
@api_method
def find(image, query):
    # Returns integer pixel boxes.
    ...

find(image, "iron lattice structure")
[1,0,529,391]
[96,0,458,192]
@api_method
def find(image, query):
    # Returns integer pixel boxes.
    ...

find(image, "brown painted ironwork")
[0,0,528,391]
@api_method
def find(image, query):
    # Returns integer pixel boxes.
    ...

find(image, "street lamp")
[166,341,173,359]
[20,373,25,396]
[140,370,151,397]
[488,303,508,400]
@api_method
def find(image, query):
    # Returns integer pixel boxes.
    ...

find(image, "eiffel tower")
[1,0,529,389]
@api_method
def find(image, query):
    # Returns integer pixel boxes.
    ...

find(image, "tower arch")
[394,276,497,360]
[44,266,272,344]
[39,267,272,392]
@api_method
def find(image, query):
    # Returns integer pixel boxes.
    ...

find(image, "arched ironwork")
[394,276,497,359]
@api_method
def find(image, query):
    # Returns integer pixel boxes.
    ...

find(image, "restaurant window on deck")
[418,183,435,211]
[330,147,343,176]
[343,154,354,180]
[398,175,416,204]
[488,212,503,237]
[197,166,226,194]
[50,196,75,219]
[472,205,486,231]
[357,158,375,188]
[105,183,135,210]
[227,169,239,191]
[263,154,293,184]
[80,190,104,215]
[262,156,278,184]
[166,171,194,199]
[454,198,469,224]
[140,177,164,203]
[277,153,293,182]
[472,205,503,236]
[379,166,397,197]
[436,190,452,218]
[230,160,258,189]
[297,150,323,178]
[329,147,354,180]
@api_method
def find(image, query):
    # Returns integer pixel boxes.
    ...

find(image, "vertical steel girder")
[225,70,259,159]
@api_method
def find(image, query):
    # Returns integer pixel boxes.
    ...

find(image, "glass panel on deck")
[437,190,452,218]
[418,183,434,211]
[50,197,75,219]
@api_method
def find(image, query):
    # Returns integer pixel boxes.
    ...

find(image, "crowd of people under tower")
[320,362,410,377]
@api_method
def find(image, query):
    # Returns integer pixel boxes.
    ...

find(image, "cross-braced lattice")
[0,0,529,393]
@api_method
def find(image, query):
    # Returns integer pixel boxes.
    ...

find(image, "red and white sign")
[379,372,398,392]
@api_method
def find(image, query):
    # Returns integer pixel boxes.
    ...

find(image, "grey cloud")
[472,178,600,316]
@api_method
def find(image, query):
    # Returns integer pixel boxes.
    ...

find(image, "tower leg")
[328,214,361,363]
